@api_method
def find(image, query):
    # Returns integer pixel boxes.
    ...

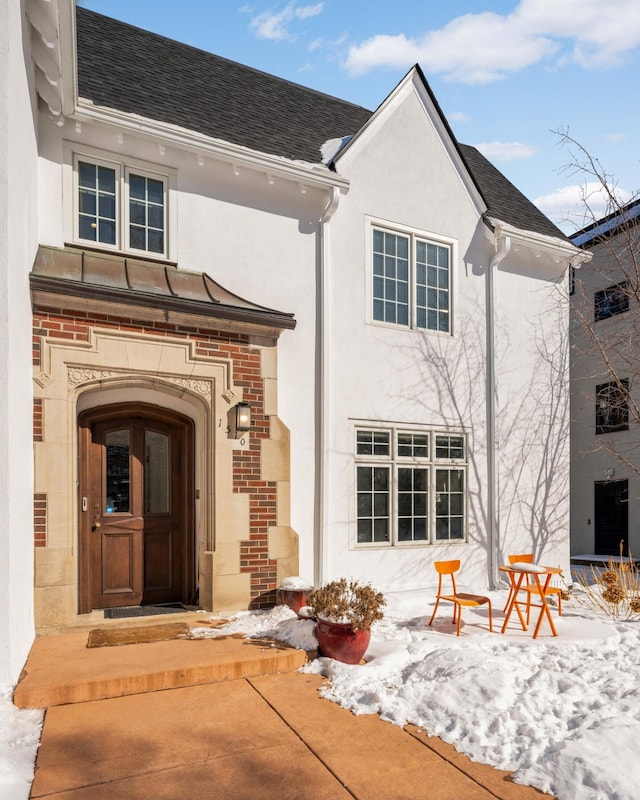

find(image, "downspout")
[316,186,341,587]
[487,224,510,589]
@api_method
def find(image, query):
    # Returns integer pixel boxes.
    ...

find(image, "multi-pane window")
[355,428,466,546]
[75,156,167,257]
[596,380,629,434]
[78,161,117,245]
[594,282,629,321]
[128,173,165,254]
[372,227,452,333]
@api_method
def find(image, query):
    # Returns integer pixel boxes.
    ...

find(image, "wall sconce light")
[604,468,615,480]
[234,402,251,433]
[227,401,251,438]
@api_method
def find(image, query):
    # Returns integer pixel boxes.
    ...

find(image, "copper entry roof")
[30,246,296,341]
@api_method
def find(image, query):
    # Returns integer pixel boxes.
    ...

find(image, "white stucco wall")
[317,80,572,592]
[320,82,495,591]
[35,70,574,602]
[494,260,571,575]
[0,0,39,684]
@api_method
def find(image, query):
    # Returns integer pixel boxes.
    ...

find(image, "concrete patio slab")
[30,679,352,800]
[30,672,553,800]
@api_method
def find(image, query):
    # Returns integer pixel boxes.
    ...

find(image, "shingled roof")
[75,8,567,242]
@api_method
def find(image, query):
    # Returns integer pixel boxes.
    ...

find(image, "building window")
[75,156,167,257]
[371,227,452,333]
[355,427,466,547]
[595,380,629,434]
[594,282,629,321]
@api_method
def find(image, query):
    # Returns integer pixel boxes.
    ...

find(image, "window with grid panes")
[372,228,451,333]
[75,156,167,257]
[355,428,466,546]
[595,380,629,434]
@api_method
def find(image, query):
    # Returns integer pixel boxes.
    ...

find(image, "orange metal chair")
[428,560,493,636]
[504,553,563,622]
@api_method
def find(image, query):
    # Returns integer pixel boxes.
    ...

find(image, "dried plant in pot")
[307,578,386,664]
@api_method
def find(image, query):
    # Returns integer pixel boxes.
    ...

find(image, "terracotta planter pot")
[277,588,313,613]
[316,618,371,664]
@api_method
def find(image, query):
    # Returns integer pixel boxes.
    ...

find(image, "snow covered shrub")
[574,547,640,620]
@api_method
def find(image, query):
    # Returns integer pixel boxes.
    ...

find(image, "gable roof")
[75,8,566,242]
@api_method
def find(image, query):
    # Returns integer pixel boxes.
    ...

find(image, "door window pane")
[105,430,130,513]
[145,431,169,513]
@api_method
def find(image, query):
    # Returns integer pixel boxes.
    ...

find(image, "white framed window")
[73,152,169,258]
[369,222,455,334]
[354,426,467,547]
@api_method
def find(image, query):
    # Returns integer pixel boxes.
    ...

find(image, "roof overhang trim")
[488,217,592,271]
[28,0,76,122]
[73,99,351,193]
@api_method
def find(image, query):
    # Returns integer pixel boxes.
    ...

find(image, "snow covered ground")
[0,686,43,800]
[3,581,640,800]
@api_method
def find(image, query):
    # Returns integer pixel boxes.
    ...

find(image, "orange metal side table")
[499,564,562,639]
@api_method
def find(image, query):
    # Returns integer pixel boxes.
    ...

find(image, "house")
[570,200,640,559]
[0,0,587,685]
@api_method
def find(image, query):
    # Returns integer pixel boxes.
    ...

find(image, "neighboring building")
[570,200,640,559]
[1,0,586,683]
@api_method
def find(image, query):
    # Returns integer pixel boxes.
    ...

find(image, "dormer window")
[74,154,167,258]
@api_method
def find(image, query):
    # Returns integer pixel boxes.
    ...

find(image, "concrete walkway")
[15,619,553,800]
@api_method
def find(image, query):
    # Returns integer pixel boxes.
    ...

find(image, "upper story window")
[354,426,466,548]
[595,380,629,434]
[594,282,629,321]
[75,155,167,258]
[371,225,453,334]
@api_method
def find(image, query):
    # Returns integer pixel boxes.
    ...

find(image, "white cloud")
[474,141,537,162]
[534,182,633,231]
[250,2,323,42]
[602,133,629,143]
[344,0,640,83]
[295,3,323,20]
[448,111,471,124]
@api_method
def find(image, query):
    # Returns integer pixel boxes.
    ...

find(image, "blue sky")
[80,0,640,233]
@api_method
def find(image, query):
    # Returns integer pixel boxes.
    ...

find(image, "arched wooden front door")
[78,403,195,613]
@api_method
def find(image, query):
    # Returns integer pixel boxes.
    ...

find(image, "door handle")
[93,515,102,530]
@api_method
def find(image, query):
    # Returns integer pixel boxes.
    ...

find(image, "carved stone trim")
[68,368,118,388]
[165,377,212,403]
[67,368,213,403]
[34,372,53,388]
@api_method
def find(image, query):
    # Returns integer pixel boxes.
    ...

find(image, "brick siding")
[33,305,278,606]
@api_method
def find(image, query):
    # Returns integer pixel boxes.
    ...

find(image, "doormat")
[104,603,187,620]
[87,621,192,648]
